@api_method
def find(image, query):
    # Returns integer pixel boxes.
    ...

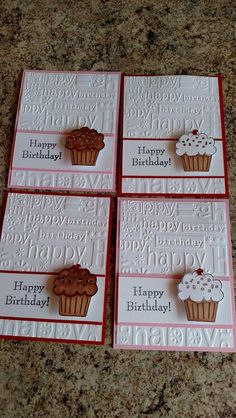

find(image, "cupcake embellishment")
[176,130,217,172]
[178,268,224,322]
[65,127,105,166]
[53,264,98,316]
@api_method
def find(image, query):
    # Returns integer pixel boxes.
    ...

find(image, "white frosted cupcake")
[178,269,224,322]
[176,130,217,172]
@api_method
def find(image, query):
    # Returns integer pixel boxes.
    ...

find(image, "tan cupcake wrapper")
[70,149,100,166]
[184,298,218,322]
[59,295,92,317]
[182,155,212,172]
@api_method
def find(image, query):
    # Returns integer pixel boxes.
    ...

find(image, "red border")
[0,191,113,345]
[118,73,125,196]
[112,198,121,346]
[7,70,25,188]
[118,74,229,199]
[7,70,122,194]
[112,73,122,192]
[101,197,114,344]
[123,73,222,77]
[218,76,229,197]
[0,334,104,345]
[24,69,121,75]
[0,191,8,241]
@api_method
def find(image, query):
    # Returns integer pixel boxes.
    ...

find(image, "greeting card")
[0,192,112,344]
[114,198,235,352]
[8,70,121,193]
[119,75,228,197]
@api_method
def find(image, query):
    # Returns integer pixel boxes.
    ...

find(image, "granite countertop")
[0,1,235,417]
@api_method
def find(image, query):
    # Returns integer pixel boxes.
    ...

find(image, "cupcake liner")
[184,298,218,322]
[70,150,99,166]
[59,295,91,316]
[182,155,212,172]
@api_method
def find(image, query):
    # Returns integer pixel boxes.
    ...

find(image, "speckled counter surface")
[0,1,235,417]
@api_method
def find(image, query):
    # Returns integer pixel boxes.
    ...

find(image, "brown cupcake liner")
[184,298,218,322]
[70,150,100,166]
[59,295,92,317]
[182,155,212,172]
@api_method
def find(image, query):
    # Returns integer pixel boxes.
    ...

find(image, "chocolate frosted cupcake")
[53,265,98,316]
[65,127,105,166]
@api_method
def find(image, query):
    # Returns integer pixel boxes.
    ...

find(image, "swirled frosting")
[53,265,98,297]
[178,269,224,302]
[176,130,217,156]
[65,127,105,151]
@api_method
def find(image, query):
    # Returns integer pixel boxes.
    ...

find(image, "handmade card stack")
[114,74,235,352]
[0,71,235,351]
[0,69,121,344]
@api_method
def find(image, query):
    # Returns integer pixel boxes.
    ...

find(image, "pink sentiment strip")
[24,69,120,75]
[122,137,224,141]
[8,183,115,193]
[12,167,113,174]
[114,344,234,353]
[16,129,115,137]
[122,175,224,179]
[0,316,103,326]
[118,273,231,281]
[117,322,233,329]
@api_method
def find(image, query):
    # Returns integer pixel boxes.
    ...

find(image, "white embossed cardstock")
[114,198,236,352]
[8,70,121,193]
[119,75,228,197]
[0,192,112,344]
